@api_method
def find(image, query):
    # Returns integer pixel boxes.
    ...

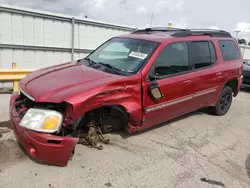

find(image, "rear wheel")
[211,86,233,116]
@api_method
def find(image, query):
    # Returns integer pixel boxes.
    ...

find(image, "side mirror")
[148,74,160,81]
[148,81,164,101]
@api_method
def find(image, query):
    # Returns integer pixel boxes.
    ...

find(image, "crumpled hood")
[20,62,124,103]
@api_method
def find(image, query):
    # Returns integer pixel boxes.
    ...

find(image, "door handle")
[183,80,192,85]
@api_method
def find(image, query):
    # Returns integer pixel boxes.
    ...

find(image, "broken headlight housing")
[20,108,63,133]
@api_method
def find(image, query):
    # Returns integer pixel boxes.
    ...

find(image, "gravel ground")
[0,91,250,188]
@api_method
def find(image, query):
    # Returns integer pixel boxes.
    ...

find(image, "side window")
[189,41,214,69]
[219,40,241,61]
[154,42,189,77]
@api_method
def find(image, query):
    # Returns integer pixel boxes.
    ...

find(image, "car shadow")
[245,153,250,179]
[0,120,12,129]
[111,108,211,139]
[0,120,12,138]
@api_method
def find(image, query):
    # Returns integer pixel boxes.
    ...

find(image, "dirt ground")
[0,91,250,188]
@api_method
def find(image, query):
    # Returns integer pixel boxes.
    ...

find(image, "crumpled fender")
[66,77,143,127]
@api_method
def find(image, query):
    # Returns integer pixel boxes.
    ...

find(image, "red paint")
[29,148,37,157]
[136,36,241,131]
[10,31,243,166]
[10,94,79,166]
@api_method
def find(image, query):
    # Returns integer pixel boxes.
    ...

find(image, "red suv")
[9,27,243,166]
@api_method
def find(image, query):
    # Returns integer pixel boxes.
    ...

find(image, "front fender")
[69,84,143,127]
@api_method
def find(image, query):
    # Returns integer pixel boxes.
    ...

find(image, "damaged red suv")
[10,27,243,166]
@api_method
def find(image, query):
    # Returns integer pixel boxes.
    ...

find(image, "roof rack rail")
[131,27,188,34]
[131,27,232,38]
[188,28,228,32]
[171,29,232,38]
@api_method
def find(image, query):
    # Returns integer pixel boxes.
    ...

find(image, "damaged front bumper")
[9,93,79,166]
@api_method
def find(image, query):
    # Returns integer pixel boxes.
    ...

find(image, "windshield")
[84,37,159,75]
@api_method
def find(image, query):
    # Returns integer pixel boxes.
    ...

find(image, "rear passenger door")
[187,41,222,110]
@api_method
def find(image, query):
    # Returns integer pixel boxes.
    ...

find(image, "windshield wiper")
[98,62,124,75]
[85,58,97,67]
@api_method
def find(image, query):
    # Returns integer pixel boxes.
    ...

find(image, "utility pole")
[235,30,240,40]
[150,13,154,27]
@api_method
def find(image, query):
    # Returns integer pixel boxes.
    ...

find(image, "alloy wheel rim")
[219,93,231,111]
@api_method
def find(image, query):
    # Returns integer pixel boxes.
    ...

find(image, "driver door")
[142,42,197,129]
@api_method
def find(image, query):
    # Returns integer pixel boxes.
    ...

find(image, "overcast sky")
[1,0,250,40]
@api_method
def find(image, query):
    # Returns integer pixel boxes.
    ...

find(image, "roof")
[119,27,233,43]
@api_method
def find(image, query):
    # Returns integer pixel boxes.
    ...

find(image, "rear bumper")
[9,93,78,166]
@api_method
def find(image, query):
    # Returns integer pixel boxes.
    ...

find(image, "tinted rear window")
[188,41,216,69]
[219,40,241,61]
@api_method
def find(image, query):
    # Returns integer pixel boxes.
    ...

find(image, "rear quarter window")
[219,40,241,61]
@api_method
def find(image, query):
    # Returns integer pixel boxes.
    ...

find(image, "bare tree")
[238,38,247,45]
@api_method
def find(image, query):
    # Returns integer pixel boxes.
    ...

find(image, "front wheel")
[211,86,233,116]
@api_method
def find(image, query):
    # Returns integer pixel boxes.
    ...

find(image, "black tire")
[211,86,233,116]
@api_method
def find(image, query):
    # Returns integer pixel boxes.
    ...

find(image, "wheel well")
[77,105,129,132]
[225,79,238,94]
